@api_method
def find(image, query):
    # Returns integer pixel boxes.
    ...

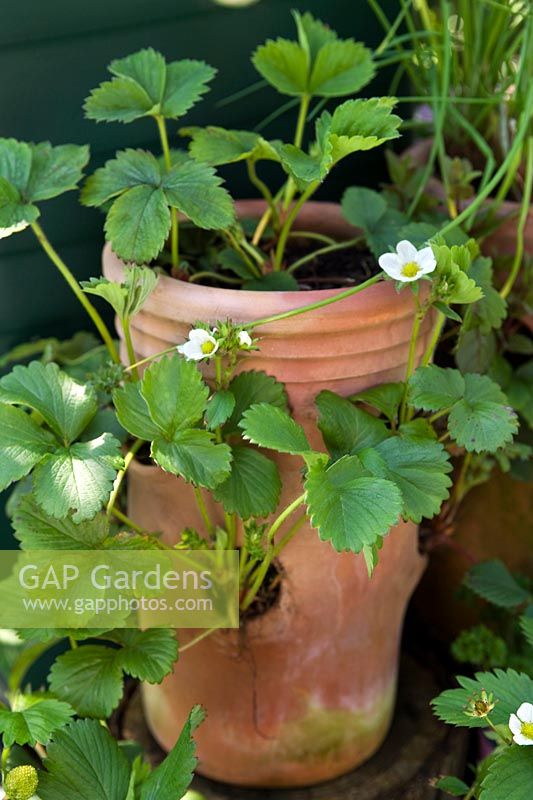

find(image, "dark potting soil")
[159,235,381,291]
[288,242,379,290]
[241,559,283,622]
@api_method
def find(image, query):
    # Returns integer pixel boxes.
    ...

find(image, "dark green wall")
[0,0,401,542]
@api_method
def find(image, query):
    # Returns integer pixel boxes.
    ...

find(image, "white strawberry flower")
[378,240,436,283]
[509,702,533,745]
[238,330,252,348]
[0,220,30,240]
[177,328,219,361]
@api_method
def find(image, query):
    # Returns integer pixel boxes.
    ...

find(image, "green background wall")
[0,0,401,543]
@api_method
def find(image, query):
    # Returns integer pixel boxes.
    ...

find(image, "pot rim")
[103,199,389,304]
[102,200,431,331]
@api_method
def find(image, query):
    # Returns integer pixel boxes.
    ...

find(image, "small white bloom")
[177,328,219,361]
[0,220,29,240]
[238,330,252,348]
[378,239,436,283]
[509,702,533,745]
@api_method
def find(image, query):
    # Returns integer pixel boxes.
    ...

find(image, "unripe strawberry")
[4,765,39,800]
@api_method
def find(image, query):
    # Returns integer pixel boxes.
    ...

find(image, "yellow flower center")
[401,261,420,278]
[521,721,533,738]
[201,340,216,354]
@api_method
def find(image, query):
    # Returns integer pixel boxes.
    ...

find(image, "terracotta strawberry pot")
[130,458,425,787]
[103,200,431,786]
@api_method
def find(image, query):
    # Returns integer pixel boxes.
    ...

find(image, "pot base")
[143,653,396,788]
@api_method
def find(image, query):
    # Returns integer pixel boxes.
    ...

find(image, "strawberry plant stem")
[30,221,119,364]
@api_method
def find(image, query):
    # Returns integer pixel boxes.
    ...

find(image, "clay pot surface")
[103,200,434,426]
[104,201,429,785]
[414,471,533,641]
[132,459,426,787]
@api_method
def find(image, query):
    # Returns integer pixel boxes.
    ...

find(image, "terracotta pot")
[131,458,426,787]
[103,201,430,786]
[103,200,435,426]
[414,470,533,641]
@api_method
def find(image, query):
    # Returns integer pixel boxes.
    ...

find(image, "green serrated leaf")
[152,429,232,489]
[520,615,533,647]
[205,390,235,430]
[0,693,74,747]
[182,126,276,166]
[278,143,327,185]
[0,405,55,491]
[448,373,518,453]
[305,455,402,552]
[323,98,402,164]
[359,436,452,523]
[462,257,506,333]
[252,38,308,96]
[481,745,533,800]
[465,560,530,608]
[0,176,39,229]
[107,628,178,683]
[225,371,288,433]
[408,365,465,412]
[0,361,98,444]
[85,48,215,124]
[254,13,374,100]
[140,706,203,800]
[434,301,463,323]
[81,149,161,207]
[294,10,337,62]
[506,334,533,355]
[432,668,533,728]
[0,138,32,193]
[309,39,375,97]
[217,248,257,280]
[456,328,497,374]
[316,390,389,458]
[82,265,158,319]
[32,434,123,522]
[13,493,110,550]
[26,142,90,202]
[38,719,131,800]
[105,184,171,264]
[213,445,281,519]
[162,159,235,230]
[240,403,311,456]
[341,186,387,232]
[141,355,209,435]
[435,776,469,796]
[49,646,124,719]
[0,139,88,209]
[113,381,161,441]
[350,382,404,425]
[84,78,155,123]
[398,418,437,441]
[160,59,216,119]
